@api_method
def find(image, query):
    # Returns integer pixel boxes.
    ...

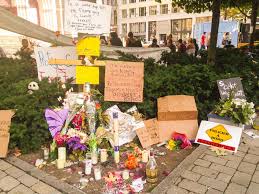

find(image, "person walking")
[200,32,206,50]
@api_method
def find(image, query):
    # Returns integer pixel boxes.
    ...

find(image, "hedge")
[0,48,258,153]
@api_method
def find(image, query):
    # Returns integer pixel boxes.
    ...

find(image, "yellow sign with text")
[76,37,100,57]
[76,66,99,85]
[206,125,232,143]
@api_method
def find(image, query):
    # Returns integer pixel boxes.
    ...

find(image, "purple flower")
[67,136,87,151]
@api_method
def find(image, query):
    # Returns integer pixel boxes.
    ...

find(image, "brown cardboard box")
[158,120,199,141]
[0,132,10,158]
[157,95,198,121]
[0,110,15,133]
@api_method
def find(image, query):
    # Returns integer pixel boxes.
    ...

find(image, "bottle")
[146,150,158,184]
[84,82,96,134]
[113,112,120,164]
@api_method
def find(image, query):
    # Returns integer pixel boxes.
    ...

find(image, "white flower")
[248,102,254,109]
[61,84,66,89]
[57,96,62,102]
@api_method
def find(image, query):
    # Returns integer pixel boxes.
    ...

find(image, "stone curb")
[151,145,208,194]
[4,156,85,194]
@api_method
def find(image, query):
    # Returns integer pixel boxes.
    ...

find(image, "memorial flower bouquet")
[213,97,256,125]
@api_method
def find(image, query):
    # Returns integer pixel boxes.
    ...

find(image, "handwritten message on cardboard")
[104,61,144,102]
[217,77,245,99]
[64,0,111,34]
[136,119,160,148]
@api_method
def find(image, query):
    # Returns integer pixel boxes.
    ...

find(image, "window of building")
[149,6,157,15]
[139,7,146,16]
[122,23,127,35]
[139,0,146,2]
[122,0,127,4]
[171,6,180,13]
[129,22,146,34]
[122,9,127,18]
[114,10,117,25]
[129,8,136,18]
[148,21,156,40]
[196,16,212,23]
[139,22,146,33]
[171,18,192,41]
[129,0,136,3]
[160,4,168,14]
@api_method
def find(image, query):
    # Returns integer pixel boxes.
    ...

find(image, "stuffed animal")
[28,81,39,94]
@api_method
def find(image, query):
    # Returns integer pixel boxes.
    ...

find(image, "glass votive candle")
[122,170,129,180]
[85,153,92,175]
[100,149,108,163]
[56,159,65,169]
[142,150,149,163]
[58,147,66,160]
[43,147,49,160]
[94,166,102,181]
[91,151,98,165]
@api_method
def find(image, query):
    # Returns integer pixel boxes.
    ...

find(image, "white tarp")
[64,0,112,34]
[193,21,239,47]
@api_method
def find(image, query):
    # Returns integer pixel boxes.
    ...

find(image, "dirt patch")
[19,145,196,193]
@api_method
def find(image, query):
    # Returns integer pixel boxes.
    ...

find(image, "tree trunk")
[249,0,259,51]
[208,0,221,65]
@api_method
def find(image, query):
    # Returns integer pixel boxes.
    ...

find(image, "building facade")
[117,0,212,42]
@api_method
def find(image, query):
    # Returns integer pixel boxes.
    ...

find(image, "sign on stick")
[34,47,77,82]
[195,121,242,152]
[104,61,144,102]
[64,0,112,34]
[217,77,245,99]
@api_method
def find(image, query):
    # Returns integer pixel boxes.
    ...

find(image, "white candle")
[122,170,129,180]
[56,159,65,169]
[85,159,92,175]
[91,151,98,165]
[142,150,149,163]
[113,112,120,164]
[100,149,108,163]
[58,147,66,160]
[94,166,102,181]
[43,148,49,160]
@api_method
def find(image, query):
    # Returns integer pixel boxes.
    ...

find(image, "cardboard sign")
[157,95,198,121]
[34,47,77,82]
[217,77,245,99]
[195,121,243,152]
[0,110,15,133]
[0,132,10,158]
[76,37,100,57]
[104,61,144,102]
[76,66,99,85]
[64,0,112,34]
[136,119,160,148]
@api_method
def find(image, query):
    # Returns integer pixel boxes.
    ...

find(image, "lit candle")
[100,149,108,163]
[122,170,129,180]
[56,159,65,169]
[43,147,49,160]
[91,151,98,165]
[94,166,102,181]
[142,150,149,163]
[58,147,66,160]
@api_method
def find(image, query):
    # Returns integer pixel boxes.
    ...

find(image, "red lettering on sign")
[197,139,235,151]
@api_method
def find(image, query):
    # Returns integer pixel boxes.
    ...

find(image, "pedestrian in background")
[109,32,123,46]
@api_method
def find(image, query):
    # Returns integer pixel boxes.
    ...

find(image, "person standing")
[177,39,187,53]
[193,39,199,56]
[148,38,160,48]
[186,38,195,55]
[167,34,176,52]
[200,32,206,50]
[126,32,142,47]
[109,32,123,46]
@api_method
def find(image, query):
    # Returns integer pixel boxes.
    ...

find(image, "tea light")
[142,150,149,163]
[122,170,129,180]
[94,166,102,181]
[100,149,108,163]
[91,151,98,165]
[58,147,66,160]
[56,159,65,169]
[43,147,49,160]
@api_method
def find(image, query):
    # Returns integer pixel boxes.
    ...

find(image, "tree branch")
[230,0,251,18]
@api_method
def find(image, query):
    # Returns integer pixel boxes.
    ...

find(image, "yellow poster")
[76,66,99,85]
[206,125,232,143]
[76,37,100,57]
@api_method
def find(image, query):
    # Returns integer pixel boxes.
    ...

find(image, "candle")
[94,166,102,181]
[58,147,66,160]
[113,112,120,164]
[91,151,98,165]
[122,170,129,180]
[56,159,65,169]
[142,150,149,163]
[85,159,92,175]
[43,147,49,160]
[100,149,108,163]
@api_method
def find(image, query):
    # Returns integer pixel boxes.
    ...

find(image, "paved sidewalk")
[152,134,259,194]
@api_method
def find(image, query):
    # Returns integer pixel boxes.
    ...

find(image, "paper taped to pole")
[195,121,243,152]
[76,37,100,57]
[76,66,99,85]
[34,47,77,82]
[104,61,144,102]
[64,0,112,34]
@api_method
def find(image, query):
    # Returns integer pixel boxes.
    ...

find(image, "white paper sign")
[64,0,112,34]
[195,121,243,152]
[34,47,77,82]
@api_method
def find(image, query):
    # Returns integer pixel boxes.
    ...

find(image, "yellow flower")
[166,140,177,151]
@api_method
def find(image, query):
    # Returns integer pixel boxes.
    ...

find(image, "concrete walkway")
[152,133,259,194]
